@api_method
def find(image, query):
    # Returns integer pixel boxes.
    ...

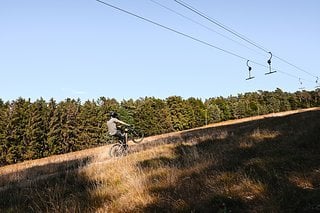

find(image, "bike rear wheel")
[109,143,127,157]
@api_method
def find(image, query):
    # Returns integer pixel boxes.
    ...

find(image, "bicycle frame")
[109,126,144,158]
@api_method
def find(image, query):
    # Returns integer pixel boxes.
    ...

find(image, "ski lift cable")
[273,55,318,78]
[151,0,279,77]
[95,0,281,72]
[148,0,265,57]
[95,0,253,62]
[95,0,315,85]
[174,0,269,54]
[277,70,313,83]
[174,0,318,79]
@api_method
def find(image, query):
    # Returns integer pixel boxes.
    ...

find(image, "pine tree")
[206,103,222,123]
[166,96,191,131]
[5,98,30,163]
[24,98,48,160]
[206,97,232,121]
[47,99,63,155]
[54,99,80,153]
[133,97,173,136]
[0,99,9,165]
[186,97,206,128]
[77,100,101,148]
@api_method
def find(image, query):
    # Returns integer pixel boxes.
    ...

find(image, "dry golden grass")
[1,107,320,212]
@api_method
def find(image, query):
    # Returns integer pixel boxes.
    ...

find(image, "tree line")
[0,88,319,166]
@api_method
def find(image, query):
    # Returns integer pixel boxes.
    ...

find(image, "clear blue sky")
[1,0,319,102]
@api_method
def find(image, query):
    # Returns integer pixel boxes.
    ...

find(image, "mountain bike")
[109,125,144,157]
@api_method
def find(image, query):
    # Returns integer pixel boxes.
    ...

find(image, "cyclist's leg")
[115,130,127,147]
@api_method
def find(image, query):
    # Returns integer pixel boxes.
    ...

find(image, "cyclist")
[107,111,130,147]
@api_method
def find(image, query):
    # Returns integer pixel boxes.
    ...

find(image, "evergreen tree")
[119,100,135,125]
[77,100,101,148]
[0,100,9,165]
[207,97,232,121]
[230,99,246,119]
[48,99,80,154]
[60,99,80,153]
[263,91,281,113]
[206,103,222,123]
[47,99,63,155]
[274,88,291,111]
[5,98,30,163]
[186,97,206,128]
[24,98,48,160]
[310,89,320,106]
[133,97,173,136]
[256,90,269,114]
[2,88,320,166]
[166,96,191,131]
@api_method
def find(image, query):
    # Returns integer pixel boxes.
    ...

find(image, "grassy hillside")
[1,108,320,212]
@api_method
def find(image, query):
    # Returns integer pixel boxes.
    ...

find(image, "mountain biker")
[107,111,130,147]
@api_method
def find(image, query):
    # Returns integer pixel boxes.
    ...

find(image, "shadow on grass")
[0,156,109,212]
[137,110,320,212]
[1,110,319,212]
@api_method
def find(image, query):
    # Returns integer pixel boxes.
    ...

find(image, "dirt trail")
[1,107,319,191]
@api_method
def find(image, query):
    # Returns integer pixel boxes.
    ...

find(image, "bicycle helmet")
[110,111,118,118]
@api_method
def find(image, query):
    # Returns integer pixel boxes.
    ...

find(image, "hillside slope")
[1,107,320,212]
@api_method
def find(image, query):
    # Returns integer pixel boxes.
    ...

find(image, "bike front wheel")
[130,129,144,143]
[109,143,127,157]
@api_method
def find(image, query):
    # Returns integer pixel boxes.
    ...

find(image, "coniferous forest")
[0,88,319,166]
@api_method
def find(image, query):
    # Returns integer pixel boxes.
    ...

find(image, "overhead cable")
[174,0,318,79]
[174,0,269,53]
[95,0,314,84]
[95,0,249,61]
[148,0,264,56]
